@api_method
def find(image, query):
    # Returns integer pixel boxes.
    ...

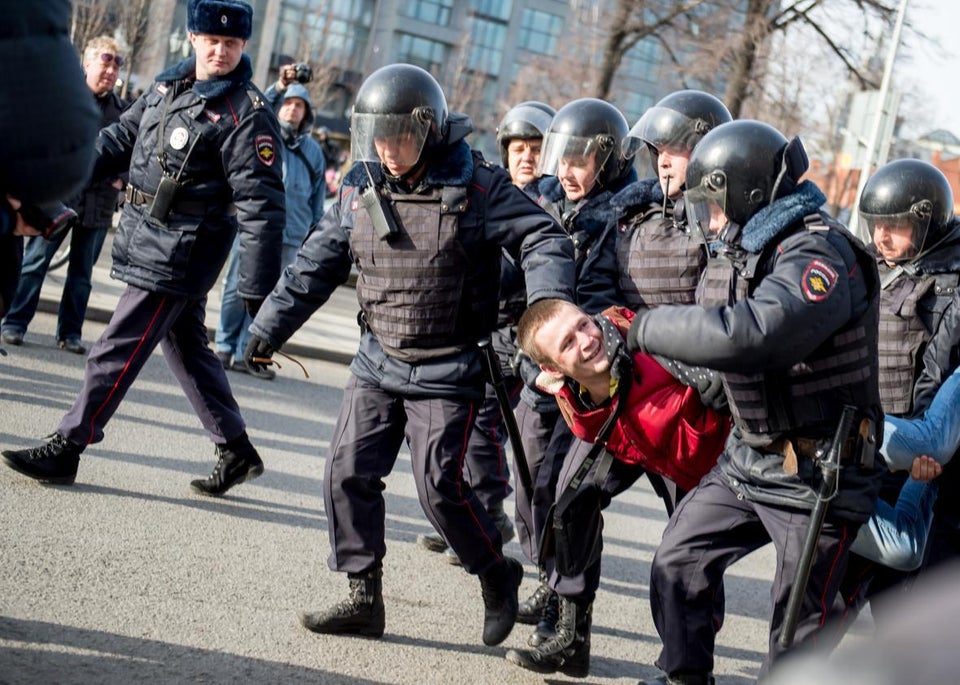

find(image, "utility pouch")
[149,175,180,221]
[360,185,401,240]
[858,417,876,470]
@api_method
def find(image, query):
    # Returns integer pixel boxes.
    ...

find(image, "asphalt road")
[0,310,827,684]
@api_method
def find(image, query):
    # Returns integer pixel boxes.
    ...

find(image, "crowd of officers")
[3,1,960,683]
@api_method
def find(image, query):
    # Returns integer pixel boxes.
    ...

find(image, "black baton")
[478,338,532,494]
[778,404,858,649]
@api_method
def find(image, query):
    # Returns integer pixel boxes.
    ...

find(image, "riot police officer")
[1,0,285,496]
[244,64,575,647]
[628,120,883,683]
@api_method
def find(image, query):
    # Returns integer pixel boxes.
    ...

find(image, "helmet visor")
[498,104,554,142]
[350,112,431,166]
[684,173,730,240]
[863,207,933,263]
[537,132,615,186]
[622,106,703,159]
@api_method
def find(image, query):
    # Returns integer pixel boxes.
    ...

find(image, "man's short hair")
[83,36,121,65]
[517,298,571,366]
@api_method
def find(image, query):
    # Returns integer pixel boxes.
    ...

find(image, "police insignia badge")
[256,134,276,166]
[169,127,189,150]
[801,258,838,302]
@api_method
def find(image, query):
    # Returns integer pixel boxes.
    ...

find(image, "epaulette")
[246,87,266,110]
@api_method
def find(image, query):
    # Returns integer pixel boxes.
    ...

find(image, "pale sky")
[898,0,959,137]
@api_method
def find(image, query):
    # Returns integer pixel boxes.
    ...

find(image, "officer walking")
[244,64,575,647]
[1,0,285,496]
[627,120,884,683]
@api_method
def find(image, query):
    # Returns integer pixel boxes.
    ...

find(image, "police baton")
[478,338,532,494]
[778,404,858,650]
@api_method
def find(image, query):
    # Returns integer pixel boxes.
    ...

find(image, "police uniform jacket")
[251,131,576,399]
[92,55,285,299]
[631,181,884,522]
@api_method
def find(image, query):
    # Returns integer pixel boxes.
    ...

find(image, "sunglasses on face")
[99,52,124,67]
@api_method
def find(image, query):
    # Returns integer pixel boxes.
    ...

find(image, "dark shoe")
[639,672,715,685]
[416,532,448,553]
[57,338,86,355]
[2,433,82,485]
[444,547,462,566]
[190,432,264,497]
[1,329,23,346]
[215,351,232,369]
[518,568,552,625]
[527,588,559,647]
[505,597,592,678]
[479,556,523,646]
[232,359,276,381]
[300,567,385,638]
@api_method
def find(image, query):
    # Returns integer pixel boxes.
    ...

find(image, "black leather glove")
[244,335,275,374]
[243,298,264,317]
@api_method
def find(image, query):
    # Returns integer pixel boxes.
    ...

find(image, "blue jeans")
[850,366,960,570]
[214,236,298,359]
[1,225,108,342]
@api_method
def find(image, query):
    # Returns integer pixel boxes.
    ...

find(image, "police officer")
[508,98,636,667]
[627,120,883,683]
[416,100,556,563]
[244,64,575,647]
[841,160,960,613]
[1,0,285,496]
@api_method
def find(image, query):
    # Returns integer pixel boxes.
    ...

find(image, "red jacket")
[546,307,729,491]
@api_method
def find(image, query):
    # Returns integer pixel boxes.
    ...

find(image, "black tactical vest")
[352,184,498,362]
[699,219,878,438]
[618,207,706,309]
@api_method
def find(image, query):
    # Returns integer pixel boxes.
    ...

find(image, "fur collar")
[609,177,664,212]
[738,181,826,253]
[155,54,253,100]
[343,140,474,189]
[538,169,638,237]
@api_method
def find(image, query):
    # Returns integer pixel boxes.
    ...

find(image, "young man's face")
[536,302,609,383]
[507,139,542,188]
[190,33,245,80]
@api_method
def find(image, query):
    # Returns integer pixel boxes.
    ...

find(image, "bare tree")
[71,0,153,99]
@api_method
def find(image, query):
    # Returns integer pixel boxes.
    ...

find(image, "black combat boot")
[300,567,385,638]
[527,588,559,647]
[517,568,552,625]
[505,597,592,678]
[479,556,523,646]
[1,433,82,485]
[639,672,715,685]
[190,432,264,497]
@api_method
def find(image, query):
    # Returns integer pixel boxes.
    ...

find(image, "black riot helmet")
[683,120,809,232]
[623,90,731,165]
[860,159,955,264]
[537,98,630,190]
[350,64,448,169]
[496,101,555,168]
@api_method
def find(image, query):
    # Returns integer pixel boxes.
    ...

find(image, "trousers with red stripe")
[59,285,246,447]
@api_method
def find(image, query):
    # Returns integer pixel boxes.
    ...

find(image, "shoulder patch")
[156,84,169,95]
[256,134,276,166]
[204,109,222,123]
[801,258,838,302]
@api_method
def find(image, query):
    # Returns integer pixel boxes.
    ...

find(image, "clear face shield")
[863,203,934,264]
[350,112,431,170]
[621,107,703,160]
[536,132,616,187]
[684,171,730,242]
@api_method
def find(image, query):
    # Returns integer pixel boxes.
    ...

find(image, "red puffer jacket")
[549,307,730,491]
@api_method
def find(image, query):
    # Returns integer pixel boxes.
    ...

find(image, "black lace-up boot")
[505,597,592,677]
[518,567,552,624]
[527,588,559,647]
[479,556,523,645]
[2,433,82,485]
[189,432,263,496]
[300,567,385,638]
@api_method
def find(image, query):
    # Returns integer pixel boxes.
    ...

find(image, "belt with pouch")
[124,185,237,217]
[771,417,876,475]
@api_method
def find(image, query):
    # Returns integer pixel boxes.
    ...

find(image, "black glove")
[244,335,275,374]
[243,298,264,317]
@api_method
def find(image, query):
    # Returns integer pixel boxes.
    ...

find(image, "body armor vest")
[699,221,877,439]
[352,184,498,361]
[618,208,706,309]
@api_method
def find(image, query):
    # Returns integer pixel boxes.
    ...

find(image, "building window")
[468,17,505,75]
[274,0,374,66]
[471,0,512,21]
[397,32,449,74]
[401,0,454,26]
[518,8,562,56]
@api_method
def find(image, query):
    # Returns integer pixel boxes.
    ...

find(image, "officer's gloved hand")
[244,336,275,374]
[243,298,264,317]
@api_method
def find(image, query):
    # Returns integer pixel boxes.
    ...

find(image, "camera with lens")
[16,201,78,242]
[294,62,313,84]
